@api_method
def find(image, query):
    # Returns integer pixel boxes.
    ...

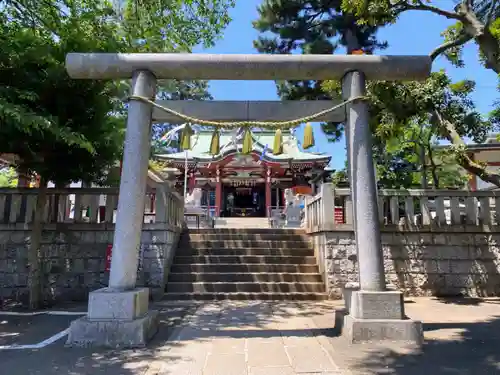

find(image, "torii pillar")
[64,53,431,347]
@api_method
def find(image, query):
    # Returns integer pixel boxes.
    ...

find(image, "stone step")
[178,240,311,249]
[168,272,323,283]
[213,217,272,229]
[163,292,328,301]
[178,248,314,256]
[188,228,306,235]
[170,263,320,273]
[173,255,317,265]
[166,282,326,294]
[184,233,310,241]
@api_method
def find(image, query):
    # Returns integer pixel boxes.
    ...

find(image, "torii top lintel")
[65,53,431,81]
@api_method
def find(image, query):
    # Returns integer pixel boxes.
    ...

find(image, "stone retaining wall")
[0,223,180,305]
[312,229,500,298]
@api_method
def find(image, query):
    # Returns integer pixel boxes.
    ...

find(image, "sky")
[193,0,498,171]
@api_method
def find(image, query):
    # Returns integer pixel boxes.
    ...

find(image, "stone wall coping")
[0,222,182,232]
[306,223,500,234]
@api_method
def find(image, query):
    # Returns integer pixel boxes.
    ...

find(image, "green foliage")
[367,71,494,144]
[331,169,348,187]
[0,167,18,187]
[341,0,500,73]
[254,0,499,188]
[0,13,124,186]
[0,0,234,186]
[118,0,235,51]
[2,0,235,52]
[323,70,496,188]
[0,0,234,309]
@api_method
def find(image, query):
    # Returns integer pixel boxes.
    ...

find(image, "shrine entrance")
[222,184,265,217]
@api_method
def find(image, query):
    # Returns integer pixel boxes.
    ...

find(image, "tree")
[0,17,125,308]
[255,0,500,189]
[0,0,234,308]
[0,167,18,187]
[324,70,498,188]
[336,0,500,188]
[2,0,235,52]
[342,0,500,73]
[253,0,387,141]
[151,80,213,156]
[372,123,467,189]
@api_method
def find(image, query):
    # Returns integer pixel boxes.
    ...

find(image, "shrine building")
[156,130,331,217]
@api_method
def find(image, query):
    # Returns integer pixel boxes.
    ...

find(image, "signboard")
[105,244,145,272]
[334,207,344,224]
[292,186,312,195]
[105,244,113,271]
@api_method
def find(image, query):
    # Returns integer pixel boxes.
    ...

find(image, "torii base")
[342,290,423,346]
[65,287,159,348]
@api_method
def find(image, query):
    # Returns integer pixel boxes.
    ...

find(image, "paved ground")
[321,297,500,375]
[160,301,341,375]
[1,297,500,374]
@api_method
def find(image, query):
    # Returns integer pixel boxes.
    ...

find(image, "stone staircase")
[164,228,327,300]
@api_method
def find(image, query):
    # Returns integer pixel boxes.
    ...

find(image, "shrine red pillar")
[265,169,272,217]
[215,169,222,217]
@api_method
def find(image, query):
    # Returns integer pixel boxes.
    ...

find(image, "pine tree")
[253,0,387,141]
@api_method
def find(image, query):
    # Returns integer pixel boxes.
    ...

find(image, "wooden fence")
[0,187,184,227]
[305,183,500,232]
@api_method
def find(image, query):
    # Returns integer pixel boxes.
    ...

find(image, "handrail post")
[320,183,335,230]
[155,185,168,223]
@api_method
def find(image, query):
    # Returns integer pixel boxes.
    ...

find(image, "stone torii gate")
[65,53,431,347]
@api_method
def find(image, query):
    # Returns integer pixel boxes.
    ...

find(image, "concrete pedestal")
[343,290,423,346]
[66,288,159,348]
[342,283,399,314]
[341,282,359,314]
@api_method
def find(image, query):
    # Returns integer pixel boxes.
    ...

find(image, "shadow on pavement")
[3,298,500,375]
[0,300,333,375]
[0,303,197,375]
[340,317,500,375]
[0,314,76,346]
[433,296,500,306]
[314,298,500,375]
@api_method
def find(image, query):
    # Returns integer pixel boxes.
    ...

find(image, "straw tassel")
[302,122,315,149]
[242,128,253,154]
[209,128,220,155]
[180,123,193,150]
[273,128,283,155]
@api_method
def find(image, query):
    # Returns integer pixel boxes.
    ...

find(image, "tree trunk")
[426,142,440,189]
[415,1,499,74]
[27,177,47,309]
[458,2,500,74]
[474,26,500,73]
[435,110,500,188]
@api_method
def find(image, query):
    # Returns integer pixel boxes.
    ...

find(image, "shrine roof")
[156,130,331,163]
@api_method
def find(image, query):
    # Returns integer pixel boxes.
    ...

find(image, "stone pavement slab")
[161,301,342,375]
[2,298,499,375]
[315,297,500,375]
